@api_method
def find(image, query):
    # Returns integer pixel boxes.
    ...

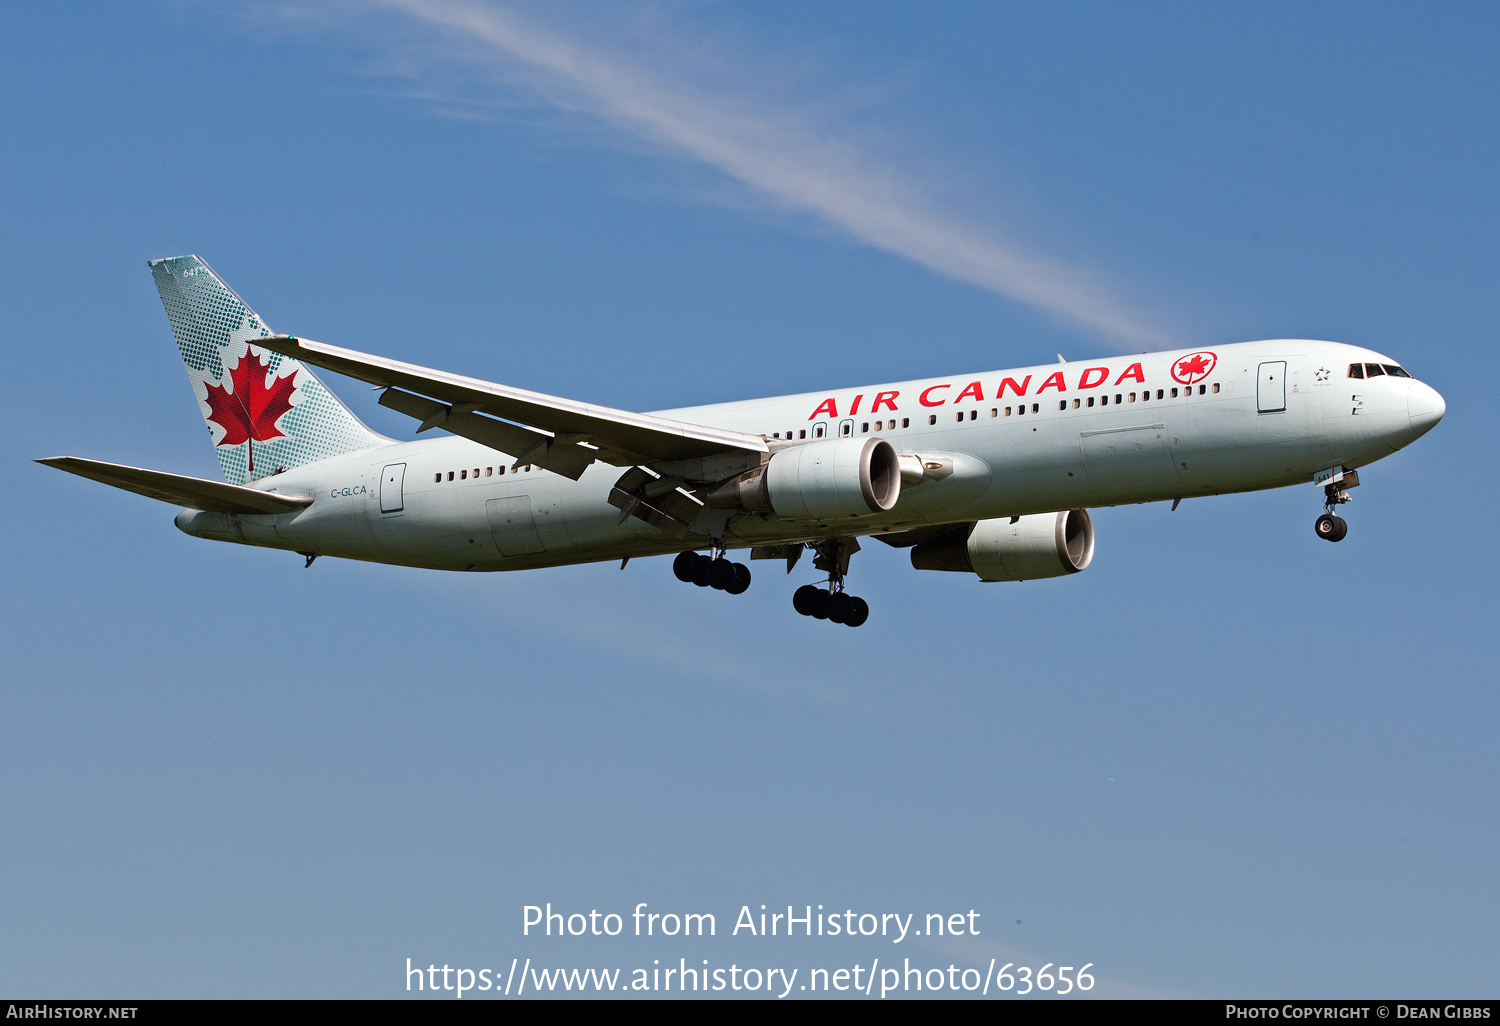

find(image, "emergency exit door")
[1257,362,1287,413]
[380,463,406,513]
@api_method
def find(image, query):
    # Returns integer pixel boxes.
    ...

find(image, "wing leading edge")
[254,335,769,481]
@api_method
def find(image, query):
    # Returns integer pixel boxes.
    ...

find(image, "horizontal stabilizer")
[37,457,314,515]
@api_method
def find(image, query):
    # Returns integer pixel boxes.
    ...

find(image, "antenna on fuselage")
[1056,354,1067,363]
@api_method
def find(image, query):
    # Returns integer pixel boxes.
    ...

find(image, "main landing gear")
[793,585,869,627]
[673,549,751,594]
[791,538,870,627]
[1315,471,1358,543]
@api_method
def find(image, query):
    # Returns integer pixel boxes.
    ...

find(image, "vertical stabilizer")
[149,255,388,485]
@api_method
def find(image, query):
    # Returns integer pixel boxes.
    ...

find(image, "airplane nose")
[1407,380,1446,436]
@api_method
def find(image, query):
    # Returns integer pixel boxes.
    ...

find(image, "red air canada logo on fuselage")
[1171,351,1217,385]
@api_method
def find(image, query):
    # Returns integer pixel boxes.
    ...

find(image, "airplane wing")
[37,457,314,515]
[254,335,769,481]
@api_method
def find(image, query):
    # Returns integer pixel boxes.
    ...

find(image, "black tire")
[826,592,851,624]
[807,589,831,620]
[689,553,713,586]
[844,596,869,627]
[1329,515,1348,542]
[1315,513,1339,541]
[793,584,821,616]
[707,557,736,590]
[725,563,751,595]
[673,551,700,582]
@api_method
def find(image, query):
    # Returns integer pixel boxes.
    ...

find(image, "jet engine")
[707,437,901,520]
[910,509,1094,581]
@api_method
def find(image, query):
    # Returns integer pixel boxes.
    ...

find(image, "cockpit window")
[1383,364,1411,378]
[1365,363,1386,377]
[1348,363,1364,379]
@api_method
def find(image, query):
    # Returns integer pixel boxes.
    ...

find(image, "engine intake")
[911,509,1094,581]
[708,437,901,520]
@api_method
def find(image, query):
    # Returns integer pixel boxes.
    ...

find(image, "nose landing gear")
[672,549,751,594]
[1315,512,1347,542]
[1314,470,1358,542]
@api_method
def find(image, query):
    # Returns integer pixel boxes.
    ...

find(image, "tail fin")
[149,255,388,485]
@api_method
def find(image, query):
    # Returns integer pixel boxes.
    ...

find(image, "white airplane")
[41,256,1445,627]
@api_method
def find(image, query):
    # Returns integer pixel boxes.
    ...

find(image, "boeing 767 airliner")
[40,256,1445,627]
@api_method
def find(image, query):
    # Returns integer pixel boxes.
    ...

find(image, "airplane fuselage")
[175,339,1443,572]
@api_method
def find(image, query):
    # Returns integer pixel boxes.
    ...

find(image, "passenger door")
[1258,361,1287,413]
[379,463,406,514]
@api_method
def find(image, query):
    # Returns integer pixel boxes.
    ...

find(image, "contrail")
[358,0,1172,347]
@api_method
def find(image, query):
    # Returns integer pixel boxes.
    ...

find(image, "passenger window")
[434,473,441,483]
[956,412,964,423]
[1087,396,1095,407]
[498,466,505,475]
[485,467,492,477]
[1004,406,1012,416]
[1128,392,1136,402]
[1017,406,1026,416]
[772,432,779,438]
[901,418,910,428]
[1212,383,1220,393]
[929,415,937,425]
[970,410,977,421]
[799,430,807,439]
[1170,388,1179,398]
[1365,363,1386,376]
[1384,365,1410,378]
[1031,403,1039,414]
[447,471,454,481]
[1157,389,1164,399]
[1101,395,1108,406]
[1198,385,1206,395]
[474,468,480,478]
[862,422,869,432]
[1115,393,1123,404]
[1141,390,1150,401]
[1058,401,1066,411]
[1348,363,1365,379]
[460,469,467,479]
[1072,399,1080,409]
[815,425,825,438]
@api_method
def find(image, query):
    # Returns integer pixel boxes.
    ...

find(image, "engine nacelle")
[707,437,901,520]
[911,509,1094,581]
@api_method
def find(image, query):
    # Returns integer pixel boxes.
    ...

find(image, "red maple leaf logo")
[203,346,297,473]
[1172,351,1217,384]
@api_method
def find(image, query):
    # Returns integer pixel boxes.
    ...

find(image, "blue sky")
[2,1,1496,998]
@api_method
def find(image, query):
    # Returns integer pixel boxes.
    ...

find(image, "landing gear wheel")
[673,551,700,582]
[707,557,737,591]
[793,584,822,616]
[725,563,752,595]
[844,596,869,627]
[807,590,831,619]
[1315,513,1348,542]
[689,553,713,586]
[826,592,851,624]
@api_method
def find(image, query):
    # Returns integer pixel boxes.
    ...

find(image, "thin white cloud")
[316,0,1174,348]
